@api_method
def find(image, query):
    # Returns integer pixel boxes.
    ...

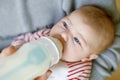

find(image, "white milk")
[0,36,63,80]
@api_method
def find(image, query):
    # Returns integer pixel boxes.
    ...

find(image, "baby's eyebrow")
[65,17,73,26]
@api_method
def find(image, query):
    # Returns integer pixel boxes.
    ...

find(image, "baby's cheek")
[61,53,78,62]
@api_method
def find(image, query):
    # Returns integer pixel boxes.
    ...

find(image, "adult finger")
[0,46,17,56]
[35,70,52,80]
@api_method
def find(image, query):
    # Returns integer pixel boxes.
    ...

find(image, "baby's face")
[50,12,98,62]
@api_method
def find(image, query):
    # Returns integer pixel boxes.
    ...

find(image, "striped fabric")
[67,61,92,80]
[11,28,92,80]
[11,28,50,46]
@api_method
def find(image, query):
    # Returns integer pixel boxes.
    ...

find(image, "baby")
[0,5,115,80]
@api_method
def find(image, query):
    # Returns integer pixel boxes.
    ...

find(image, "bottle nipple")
[38,36,63,66]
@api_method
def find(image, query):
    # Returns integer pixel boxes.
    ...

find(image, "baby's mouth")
[51,35,65,48]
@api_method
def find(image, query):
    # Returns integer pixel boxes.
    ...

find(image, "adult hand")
[35,70,52,80]
[0,46,52,80]
[0,46,17,56]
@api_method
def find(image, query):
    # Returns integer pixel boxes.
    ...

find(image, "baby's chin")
[61,57,81,63]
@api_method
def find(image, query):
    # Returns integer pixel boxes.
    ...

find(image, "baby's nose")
[60,31,69,42]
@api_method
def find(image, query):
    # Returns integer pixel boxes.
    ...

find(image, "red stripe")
[68,61,91,68]
[13,35,25,42]
[82,71,90,74]
[67,70,84,77]
[27,33,32,42]
[44,30,50,36]
[33,36,37,40]
[34,34,39,40]
[67,62,85,67]
[69,78,81,80]
[41,30,45,36]
[68,64,91,72]
[67,69,91,77]
[36,31,41,37]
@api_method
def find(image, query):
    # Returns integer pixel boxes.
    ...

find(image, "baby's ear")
[88,54,98,60]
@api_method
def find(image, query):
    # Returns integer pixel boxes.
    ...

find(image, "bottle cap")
[38,36,63,66]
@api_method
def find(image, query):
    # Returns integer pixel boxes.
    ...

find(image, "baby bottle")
[0,36,63,80]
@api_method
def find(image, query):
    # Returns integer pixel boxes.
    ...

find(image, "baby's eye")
[74,37,81,45]
[63,22,68,29]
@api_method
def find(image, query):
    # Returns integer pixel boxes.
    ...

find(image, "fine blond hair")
[73,5,115,54]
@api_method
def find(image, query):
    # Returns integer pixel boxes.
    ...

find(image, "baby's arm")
[11,28,50,47]
[0,28,50,55]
